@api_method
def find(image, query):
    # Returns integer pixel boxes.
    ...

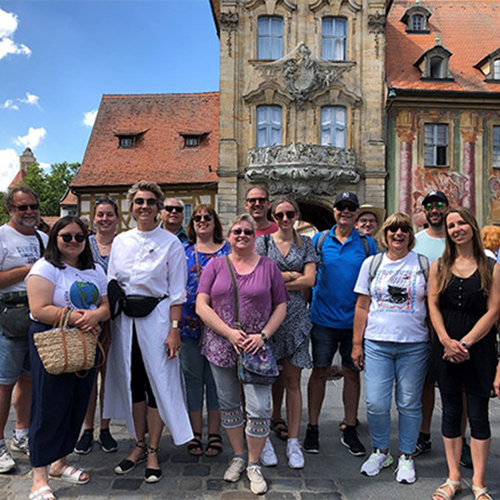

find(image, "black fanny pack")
[0,291,31,339]
[108,279,168,319]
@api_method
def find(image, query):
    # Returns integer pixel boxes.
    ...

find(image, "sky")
[0,0,220,191]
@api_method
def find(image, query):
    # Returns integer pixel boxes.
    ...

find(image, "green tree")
[0,192,8,225]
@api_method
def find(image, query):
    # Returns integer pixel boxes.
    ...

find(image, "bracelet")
[260,332,268,343]
[171,320,180,329]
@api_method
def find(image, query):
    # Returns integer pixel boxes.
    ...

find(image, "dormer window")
[119,136,133,149]
[184,136,199,148]
[475,49,500,82]
[114,129,147,149]
[179,131,209,149]
[401,4,431,33]
[415,44,453,80]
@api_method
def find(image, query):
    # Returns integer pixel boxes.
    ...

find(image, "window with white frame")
[493,126,500,168]
[424,123,448,167]
[320,106,346,148]
[183,203,193,224]
[493,59,500,80]
[256,105,282,147]
[257,16,283,60]
[322,17,347,61]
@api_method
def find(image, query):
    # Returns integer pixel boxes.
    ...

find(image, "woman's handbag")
[224,256,279,385]
[33,307,104,375]
[0,292,31,339]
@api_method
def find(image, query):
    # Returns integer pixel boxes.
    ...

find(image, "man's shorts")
[310,323,358,371]
[0,331,30,385]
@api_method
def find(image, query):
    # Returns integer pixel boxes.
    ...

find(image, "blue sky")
[0,0,220,191]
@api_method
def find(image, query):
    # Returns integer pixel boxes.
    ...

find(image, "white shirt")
[0,224,48,293]
[354,252,429,343]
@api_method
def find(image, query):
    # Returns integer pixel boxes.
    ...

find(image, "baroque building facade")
[386,0,500,227]
[210,0,389,229]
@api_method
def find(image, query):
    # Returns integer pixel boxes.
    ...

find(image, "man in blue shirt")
[304,192,377,457]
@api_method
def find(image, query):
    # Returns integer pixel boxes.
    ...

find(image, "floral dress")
[255,234,318,368]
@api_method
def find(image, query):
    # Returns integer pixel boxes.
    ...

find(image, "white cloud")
[14,127,47,149]
[0,7,31,61]
[82,109,97,127]
[0,148,19,192]
[19,92,39,107]
[2,99,19,110]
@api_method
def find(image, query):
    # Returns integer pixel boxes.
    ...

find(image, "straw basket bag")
[33,307,102,375]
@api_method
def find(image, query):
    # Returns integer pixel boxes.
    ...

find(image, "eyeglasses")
[12,204,39,211]
[134,198,157,206]
[163,205,184,213]
[424,201,445,211]
[274,211,296,220]
[231,228,254,236]
[193,214,212,223]
[246,197,268,205]
[387,225,410,233]
[335,203,357,212]
[58,233,86,243]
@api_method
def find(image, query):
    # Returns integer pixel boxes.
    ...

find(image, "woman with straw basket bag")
[26,216,110,500]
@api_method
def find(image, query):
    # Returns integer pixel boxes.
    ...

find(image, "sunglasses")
[193,214,212,223]
[13,204,39,211]
[134,198,157,206]
[335,203,357,212]
[231,228,254,236]
[246,197,268,204]
[58,233,86,243]
[387,225,410,233]
[163,205,184,213]
[424,201,445,211]
[274,211,296,220]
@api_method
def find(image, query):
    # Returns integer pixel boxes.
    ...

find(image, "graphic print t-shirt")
[354,252,429,343]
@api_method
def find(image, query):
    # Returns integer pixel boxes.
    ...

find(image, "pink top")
[198,256,288,367]
[255,222,278,237]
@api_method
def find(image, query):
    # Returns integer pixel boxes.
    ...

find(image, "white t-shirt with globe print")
[27,258,107,310]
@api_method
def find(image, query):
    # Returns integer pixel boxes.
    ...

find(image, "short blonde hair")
[227,213,255,236]
[126,180,164,212]
[378,212,415,251]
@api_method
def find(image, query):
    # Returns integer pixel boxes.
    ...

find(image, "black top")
[431,270,497,397]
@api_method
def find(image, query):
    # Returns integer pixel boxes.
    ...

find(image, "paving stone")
[171,452,201,463]
[112,477,143,490]
[266,493,298,500]
[269,477,302,490]
[178,476,203,491]
[304,478,337,491]
[301,493,342,500]
[206,478,238,491]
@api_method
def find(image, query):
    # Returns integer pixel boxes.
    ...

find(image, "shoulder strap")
[368,252,384,287]
[417,253,430,283]
[224,256,241,329]
[264,234,270,255]
[315,230,330,263]
[359,233,370,258]
[34,230,45,256]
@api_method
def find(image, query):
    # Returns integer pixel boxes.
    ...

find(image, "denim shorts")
[0,331,31,384]
[310,323,357,371]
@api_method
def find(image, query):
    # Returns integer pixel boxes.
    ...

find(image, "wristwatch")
[171,320,180,329]
[260,332,268,343]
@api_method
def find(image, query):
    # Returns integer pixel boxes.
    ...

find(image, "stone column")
[459,112,479,213]
[395,110,415,215]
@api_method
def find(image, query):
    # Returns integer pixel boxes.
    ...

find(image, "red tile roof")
[72,92,219,188]
[8,169,26,189]
[386,0,500,93]
[60,190,77,205]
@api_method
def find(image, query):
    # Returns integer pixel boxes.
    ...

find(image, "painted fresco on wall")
[412,166,468,227]
[488,174,500,221]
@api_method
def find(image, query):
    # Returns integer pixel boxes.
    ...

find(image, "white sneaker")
[0,444,15,473]
[260,436,278,467]
[246,465,268,495]
[286,439,305,469]
[395,454,416,484]
[223,457,246,482]
[11,432,29,455]
[360,449,393,476]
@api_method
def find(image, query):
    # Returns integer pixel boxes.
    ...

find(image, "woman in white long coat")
[103,181,192,484]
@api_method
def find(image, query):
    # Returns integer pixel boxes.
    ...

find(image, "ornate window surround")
[420,119,453,168]
[493,124,500,169]
[321,16,348,61]
[415,44,453,81]
[401,5,431,34]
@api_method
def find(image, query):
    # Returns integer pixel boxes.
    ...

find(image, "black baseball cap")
[334,191,360,208]
[422,190,449,206]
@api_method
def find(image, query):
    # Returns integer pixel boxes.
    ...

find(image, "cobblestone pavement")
[3,371,500,499]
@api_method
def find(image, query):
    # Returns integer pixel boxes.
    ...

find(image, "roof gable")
[72,92,219,188]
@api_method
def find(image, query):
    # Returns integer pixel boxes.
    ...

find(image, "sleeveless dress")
[431,270,497,397]
[255,234,318,368]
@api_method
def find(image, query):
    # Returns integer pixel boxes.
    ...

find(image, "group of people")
[1,183,500,500]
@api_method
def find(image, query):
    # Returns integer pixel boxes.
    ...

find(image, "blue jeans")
[180,337,219,412]
[364,339,430,455]
[0,332,30,384]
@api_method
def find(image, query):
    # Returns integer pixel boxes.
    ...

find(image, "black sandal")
[144,446,162,483]
[114,440,147,475]
[338,418,360,432]
[205,433,222,457]
[187,432,203,457]
[271,419,288,441]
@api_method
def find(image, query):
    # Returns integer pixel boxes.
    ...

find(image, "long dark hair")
[45,216,95,270]
[187,204,224,245]
[438,207,492,294]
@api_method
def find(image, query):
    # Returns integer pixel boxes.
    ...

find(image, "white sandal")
[472,485,493,500]
[29,485,56,500]
[48,465,90,485]
[432,479,462,500]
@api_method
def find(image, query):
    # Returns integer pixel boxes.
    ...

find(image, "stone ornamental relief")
[246,143,361,196]
[253,42,355,108]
